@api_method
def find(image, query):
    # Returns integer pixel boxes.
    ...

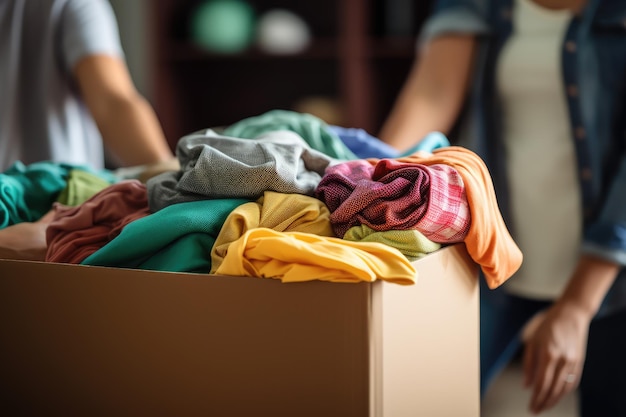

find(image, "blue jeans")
[579,308,626,416]
[480,279,550,394]
[481,280,626,416]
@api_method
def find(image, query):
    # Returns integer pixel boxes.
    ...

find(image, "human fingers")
[534,357,578,413]
[528,348,557,414]
[523,342,537,389]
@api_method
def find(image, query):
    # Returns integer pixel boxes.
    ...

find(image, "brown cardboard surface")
[372,243,480,417]
[0,244,478,417]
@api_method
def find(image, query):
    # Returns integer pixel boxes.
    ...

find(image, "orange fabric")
[384,146,522,288]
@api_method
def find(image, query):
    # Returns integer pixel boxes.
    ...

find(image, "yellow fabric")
[343,224,441,261]
[211,191,334,273]
[214,227,417,285]
[392,146,523,289]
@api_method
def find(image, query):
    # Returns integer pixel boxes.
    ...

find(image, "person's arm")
[0,210,56,261]
[378,35,477,152]
[74,54,174,167]
[522,255,619,415]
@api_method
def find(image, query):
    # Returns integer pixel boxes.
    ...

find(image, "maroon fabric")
[315,158,470,242]
[45,180,150,264]
[373,159,470,243]
[315,159,430,237]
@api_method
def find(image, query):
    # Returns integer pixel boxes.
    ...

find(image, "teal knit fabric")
[82,198,250,273]
[0,161,115,229]
[223,109,358,160]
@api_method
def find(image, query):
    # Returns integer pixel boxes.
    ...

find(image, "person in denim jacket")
[380,0,626,415]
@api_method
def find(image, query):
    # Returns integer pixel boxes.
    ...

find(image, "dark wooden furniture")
[149,0,434,148]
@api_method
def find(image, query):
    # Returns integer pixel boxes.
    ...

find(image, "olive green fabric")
[56,169,113,206]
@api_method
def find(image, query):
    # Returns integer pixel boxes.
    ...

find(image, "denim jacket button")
[565,41,577,53]
[501,8,512,20]
[567,84,579,97]
[581,168,592,181]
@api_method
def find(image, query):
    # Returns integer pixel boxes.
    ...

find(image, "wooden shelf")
[150,0,434,145]
[163,38,340,63]
[162,37,418,63]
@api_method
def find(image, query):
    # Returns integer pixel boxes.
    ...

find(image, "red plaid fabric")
[374,159,470,243]
[315,159,470,243]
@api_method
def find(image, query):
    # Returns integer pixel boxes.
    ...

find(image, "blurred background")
[109,0,433,149]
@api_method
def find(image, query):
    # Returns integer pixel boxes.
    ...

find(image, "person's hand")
[0,210,56,261]
[522,303,592,414]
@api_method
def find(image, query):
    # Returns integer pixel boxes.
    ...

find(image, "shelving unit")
[149,0,434,148]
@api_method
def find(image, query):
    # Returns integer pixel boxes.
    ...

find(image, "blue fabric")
[580,308,626,416]
[480,280,550,394]
[399,131,451,156]
[329,126,451,159]
[328,126,401,159]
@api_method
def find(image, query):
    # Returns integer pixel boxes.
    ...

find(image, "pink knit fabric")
[374,159,470,243]
[316,160,427,237]
[45,180,150,264]
[315,159,470,242]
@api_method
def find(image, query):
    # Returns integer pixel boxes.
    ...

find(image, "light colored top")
[0,0,124,172]
[497,0,581,299]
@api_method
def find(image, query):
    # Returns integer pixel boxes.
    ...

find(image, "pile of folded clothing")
[0,110,521,289]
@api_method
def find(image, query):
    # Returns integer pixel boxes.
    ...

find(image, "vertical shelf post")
[150,0,184,148]
[339,0,376,134]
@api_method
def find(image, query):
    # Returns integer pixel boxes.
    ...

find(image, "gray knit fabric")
[147,129,338,212]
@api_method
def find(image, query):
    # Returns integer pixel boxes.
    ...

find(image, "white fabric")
[497,0,581,299]
[0,0,124,172]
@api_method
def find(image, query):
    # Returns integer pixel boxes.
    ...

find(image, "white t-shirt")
[497,0,581,299]
[0,0,124,172]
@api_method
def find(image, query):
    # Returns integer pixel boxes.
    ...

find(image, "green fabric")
[0,161,109,229]
[56,169,113,206]
[343,224,442,261]
[82,198,250,273]
[223,109,358,160]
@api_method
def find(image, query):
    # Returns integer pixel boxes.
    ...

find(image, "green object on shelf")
[190,0,255,54]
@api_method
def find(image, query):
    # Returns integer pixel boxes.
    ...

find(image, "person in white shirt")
[0,0,173,172]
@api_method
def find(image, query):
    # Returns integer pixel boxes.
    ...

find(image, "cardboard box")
[0,244,479,417]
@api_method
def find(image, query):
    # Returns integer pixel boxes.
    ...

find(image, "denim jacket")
[421,0,626,315]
